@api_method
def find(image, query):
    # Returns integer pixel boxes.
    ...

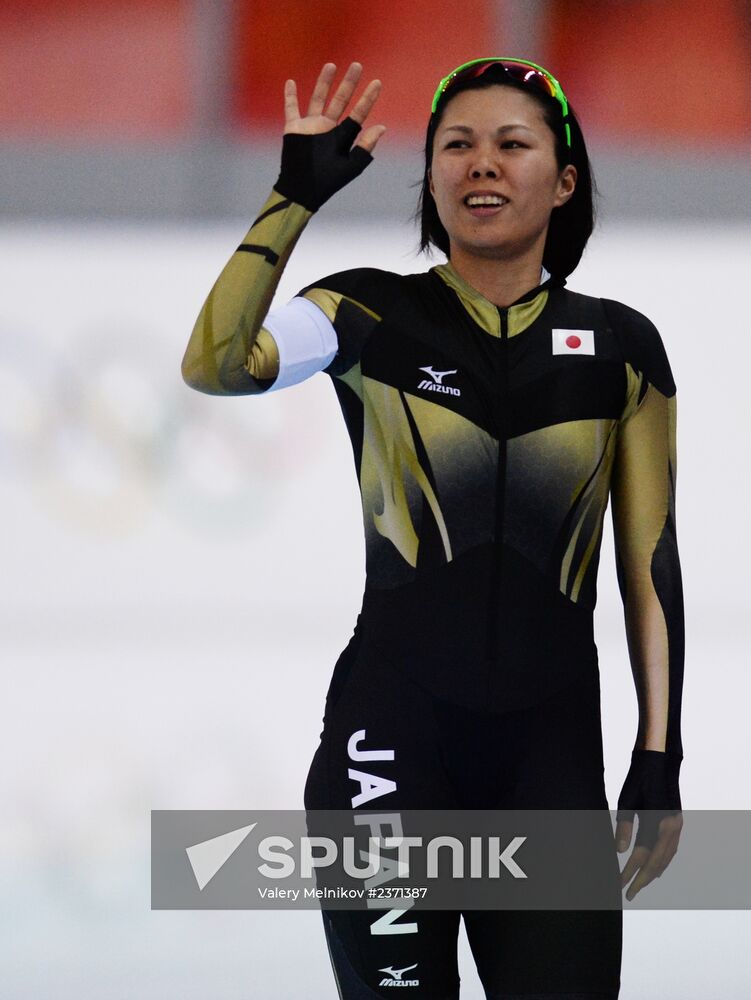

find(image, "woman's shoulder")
[582,293,675,396]
[298,266,410,304]
[597,295,660,337]
[557,287,655,329]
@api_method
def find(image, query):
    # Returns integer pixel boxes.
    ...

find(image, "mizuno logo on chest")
[417,365,462,397]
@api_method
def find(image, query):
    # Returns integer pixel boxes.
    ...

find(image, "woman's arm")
[604,299,685,889]
[180,191,312,394]
[180,62,386,396]
[611,381,684,763]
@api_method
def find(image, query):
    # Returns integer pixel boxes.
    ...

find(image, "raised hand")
[284,61,386,155]
[274,61,386,212]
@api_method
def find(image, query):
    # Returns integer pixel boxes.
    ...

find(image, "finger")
[355,124,387,154]
[348,78,383,125]
[284,79,300,125]
[625,869,653,900]
[626,845,664,900]
[638,830,674,881]
[324,61,363,122]
[614,819,633,852]
[620,855,639,889]
[307,62,337,118]
[626,852,665,900]
[620,844,648,888]
[652,829,680,876]
[645,815,681,873]
[624,830,677,900]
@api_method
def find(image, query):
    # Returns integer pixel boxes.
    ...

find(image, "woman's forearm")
[180,190,313,395]
[611,382,685,759]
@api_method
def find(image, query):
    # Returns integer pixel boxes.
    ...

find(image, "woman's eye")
[445,140,469,149]
[501,140,524,149]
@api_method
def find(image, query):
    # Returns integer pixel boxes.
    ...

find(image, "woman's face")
[429,85,577,262]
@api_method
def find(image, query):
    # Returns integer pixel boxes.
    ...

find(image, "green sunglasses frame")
[431,56,571,149]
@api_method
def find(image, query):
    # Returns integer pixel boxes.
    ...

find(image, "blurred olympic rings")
[0,319,321,537]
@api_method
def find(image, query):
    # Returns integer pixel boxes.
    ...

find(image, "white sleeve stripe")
[261,296,338,391]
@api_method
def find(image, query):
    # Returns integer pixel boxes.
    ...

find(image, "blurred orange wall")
[0,0,192,137]
[3,1,749,148]
[548,0,751,145]
[229,0,499,137]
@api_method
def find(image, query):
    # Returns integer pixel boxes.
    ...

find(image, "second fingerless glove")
[616,748,683,848]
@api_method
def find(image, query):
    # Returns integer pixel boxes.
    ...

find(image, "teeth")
[466,195,507,206]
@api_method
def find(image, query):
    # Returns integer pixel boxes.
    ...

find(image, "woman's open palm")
[284,62,386,154]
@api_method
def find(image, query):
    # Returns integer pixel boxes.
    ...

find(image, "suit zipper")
[486,305,510,661]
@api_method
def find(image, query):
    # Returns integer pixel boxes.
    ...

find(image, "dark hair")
[415,65,598,279]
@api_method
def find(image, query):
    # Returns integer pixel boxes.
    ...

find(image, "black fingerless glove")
[616,748,683,849]
[273,116,373,213]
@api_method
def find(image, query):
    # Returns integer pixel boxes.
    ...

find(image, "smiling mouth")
[464,194,509,208]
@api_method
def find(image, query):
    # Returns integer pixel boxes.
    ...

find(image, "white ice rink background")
[2,217,750,998]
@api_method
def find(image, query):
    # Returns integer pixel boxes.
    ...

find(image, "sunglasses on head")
[431,57,571,149]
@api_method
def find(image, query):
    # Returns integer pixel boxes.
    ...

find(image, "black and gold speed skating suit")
[181,189,684,999]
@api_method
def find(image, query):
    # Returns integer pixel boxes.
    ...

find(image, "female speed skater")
[181,57,685,999]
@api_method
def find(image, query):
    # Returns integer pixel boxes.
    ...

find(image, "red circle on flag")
[565,334,581,349]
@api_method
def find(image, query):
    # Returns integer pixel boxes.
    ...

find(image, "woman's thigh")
[305,655,621,998]
[304,645,462,997]
[456,673,622,999]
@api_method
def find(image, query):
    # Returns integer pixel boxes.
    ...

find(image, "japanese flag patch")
[551,329,595,355]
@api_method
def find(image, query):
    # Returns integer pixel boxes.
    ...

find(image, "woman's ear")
[428,168,434,200]
[554,164,577,208]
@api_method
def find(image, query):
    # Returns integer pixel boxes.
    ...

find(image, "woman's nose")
[469,150,500,179]
[470,164,499,178]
